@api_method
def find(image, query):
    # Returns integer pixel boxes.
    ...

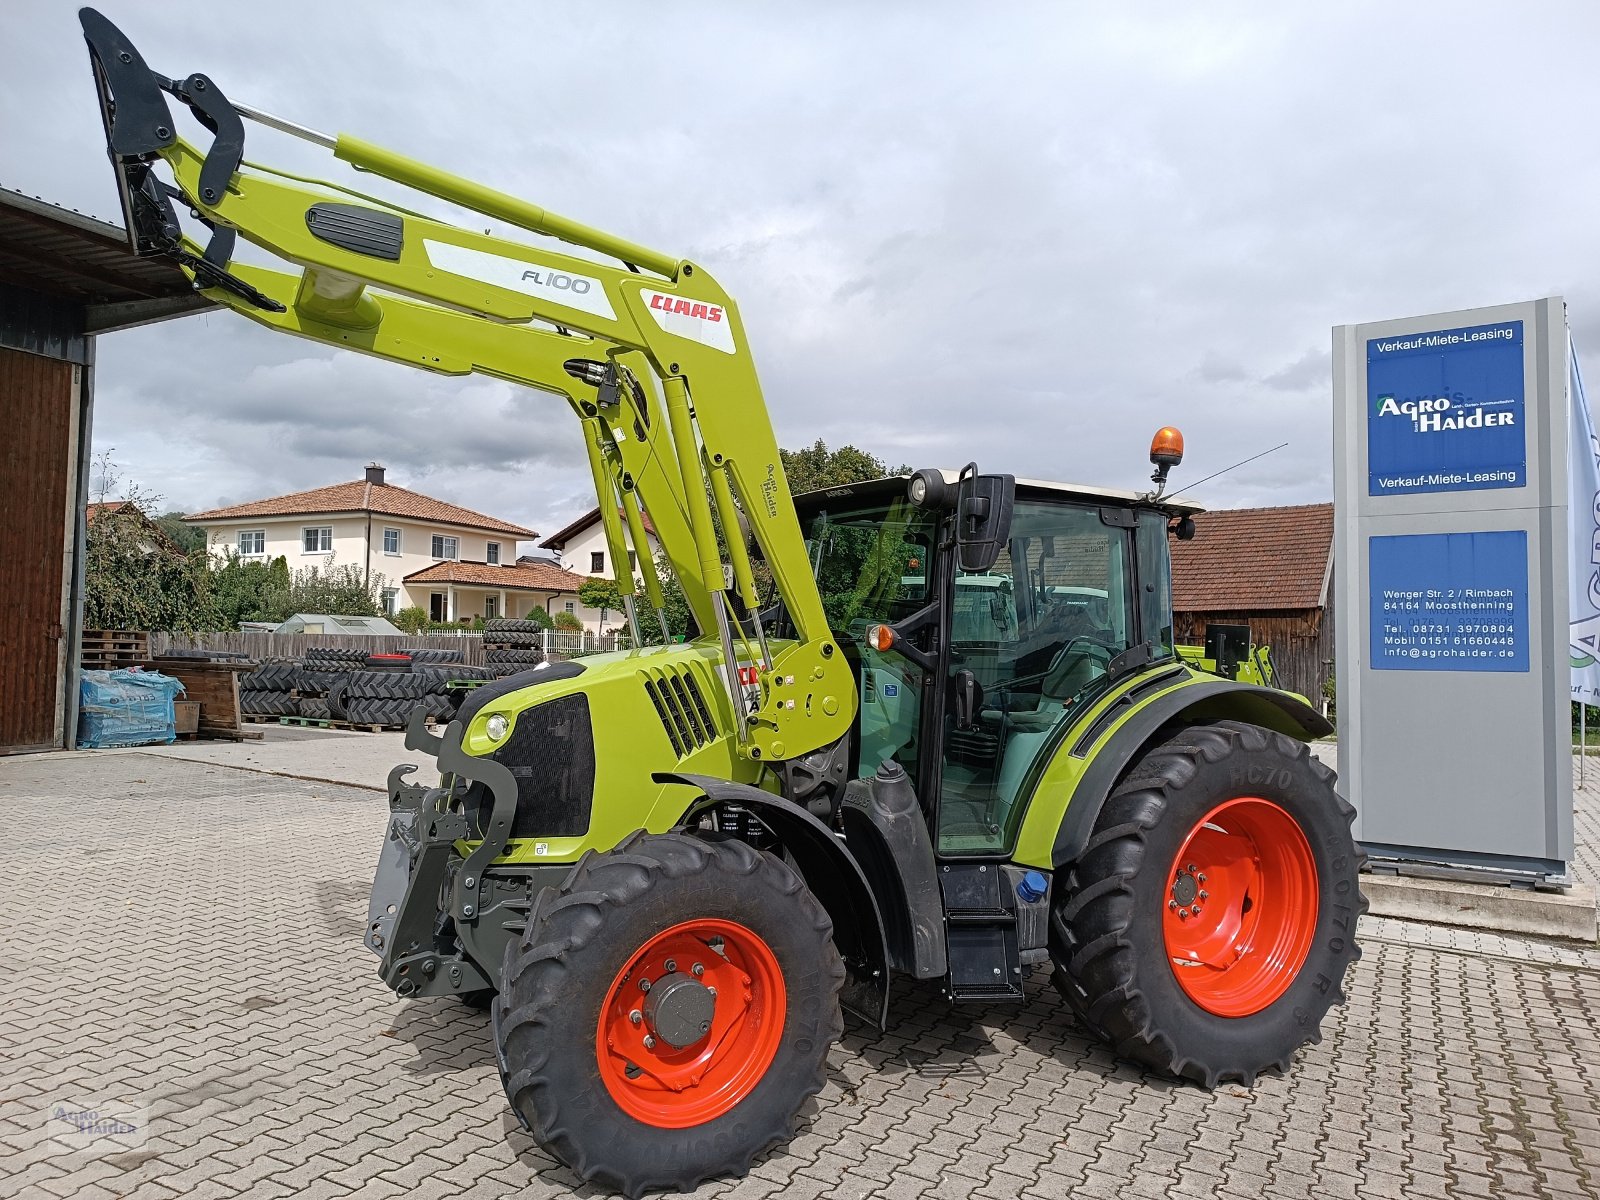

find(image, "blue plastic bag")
[78,668,186,749]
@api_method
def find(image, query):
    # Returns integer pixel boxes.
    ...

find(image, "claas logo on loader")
[648,293,725,323]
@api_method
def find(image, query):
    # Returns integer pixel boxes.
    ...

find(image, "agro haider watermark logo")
[44,1099,148,1154]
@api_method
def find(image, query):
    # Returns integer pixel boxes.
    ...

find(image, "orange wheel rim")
[596,918,786,1128]
[1163,796,1318,1017]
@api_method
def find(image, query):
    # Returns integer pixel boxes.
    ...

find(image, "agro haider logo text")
[1372,391,1517,433]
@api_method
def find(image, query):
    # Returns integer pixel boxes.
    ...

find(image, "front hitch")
[367,711,523,998]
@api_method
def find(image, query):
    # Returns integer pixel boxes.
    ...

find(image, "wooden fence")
[150,631,489,663]
[148,630,623,663]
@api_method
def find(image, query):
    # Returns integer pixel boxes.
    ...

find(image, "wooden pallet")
[82,629,151,671]
[277,716,384,732]
[286,715,447,732]
[245,712,444,732]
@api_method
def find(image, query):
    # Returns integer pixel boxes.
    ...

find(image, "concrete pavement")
[1,749,1598,1198]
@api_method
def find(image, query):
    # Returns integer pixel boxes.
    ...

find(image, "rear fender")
[657,772,891,1028]
[1016,675,1333,870]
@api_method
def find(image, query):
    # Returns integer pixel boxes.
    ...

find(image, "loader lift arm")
[80,7,856,762]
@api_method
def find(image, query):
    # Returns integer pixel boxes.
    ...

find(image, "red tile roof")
[541,505,656,550]
[86,501,129,520]
[1170,503,1333,612]
[404,558,587,592]
[184,480,534,538]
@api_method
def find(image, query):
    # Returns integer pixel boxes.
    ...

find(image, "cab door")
[933,501,1140,856]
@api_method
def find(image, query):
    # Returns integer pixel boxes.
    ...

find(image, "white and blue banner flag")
[1568,340,1600,704]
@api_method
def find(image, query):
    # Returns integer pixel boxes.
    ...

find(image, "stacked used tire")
[481,619,546,677]
[294,647,362,720]
[327,667,436,727]
[238,659,299,717]
[238,638,538,728]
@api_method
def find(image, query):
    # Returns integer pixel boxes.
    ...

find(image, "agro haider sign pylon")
[1333,297,1573,884]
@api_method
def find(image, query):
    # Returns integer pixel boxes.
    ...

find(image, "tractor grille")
[483,692,596,838]
[641,666,718,758]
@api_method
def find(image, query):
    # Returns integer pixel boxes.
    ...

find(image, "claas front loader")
[81,11,1364,1195]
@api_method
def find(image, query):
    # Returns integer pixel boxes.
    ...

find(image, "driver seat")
[1004,638,1112,733]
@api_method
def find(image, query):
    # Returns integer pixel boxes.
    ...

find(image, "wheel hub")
[642,972,716,1049]
[1170,868,1200,909]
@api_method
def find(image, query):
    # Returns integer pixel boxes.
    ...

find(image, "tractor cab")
[790,468,1199,859]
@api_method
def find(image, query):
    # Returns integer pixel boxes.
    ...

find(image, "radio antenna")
[1165,442,1288,502]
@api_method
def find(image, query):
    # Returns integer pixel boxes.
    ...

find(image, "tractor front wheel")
[495,831,844,1197]
[1051,720,1363,1087]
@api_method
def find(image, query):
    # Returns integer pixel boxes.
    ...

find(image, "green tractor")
[82,11,1362,1195]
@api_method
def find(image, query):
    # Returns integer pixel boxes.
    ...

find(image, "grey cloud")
[1264,348,1331,392]
[10,0,1600,528]
[1196,352,1250,384]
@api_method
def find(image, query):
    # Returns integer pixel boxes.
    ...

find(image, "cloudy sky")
[9,2,1600,550]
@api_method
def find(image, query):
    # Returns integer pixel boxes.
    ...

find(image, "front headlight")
[485,713,510,742]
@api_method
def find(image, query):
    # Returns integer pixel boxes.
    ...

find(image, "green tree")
[154,511,206,554]
[393,606,430,634]
[286,564,385,617]
[779,439,902,496]
[577,577,626,615]
[552,610,584,631]
[210,553,292,627]
[650,550,697,641]
[84,503,221,632]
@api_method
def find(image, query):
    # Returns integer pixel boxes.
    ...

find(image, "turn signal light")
[1150,426,1185,467]
[867,624,895,652]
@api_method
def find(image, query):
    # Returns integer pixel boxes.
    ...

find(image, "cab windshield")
[796,492,939,782]
[800,495,937,633]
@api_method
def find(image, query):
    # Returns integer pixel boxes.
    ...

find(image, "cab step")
[940,863,1024,1002]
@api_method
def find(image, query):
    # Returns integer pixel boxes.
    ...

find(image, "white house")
[536,506,666,632]
[184,464,596,626]
[541,505,662,579]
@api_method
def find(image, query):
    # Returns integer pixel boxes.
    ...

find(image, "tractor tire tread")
[483,630,542,647]
[401,647,464,664]
[1050,719,1364,1090]
[495,830,843,1197]
[483,618,545,634]
[486,648,544,665]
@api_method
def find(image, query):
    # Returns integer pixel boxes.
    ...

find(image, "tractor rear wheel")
[1051,720,1363,1087]
[495,831,843,1196]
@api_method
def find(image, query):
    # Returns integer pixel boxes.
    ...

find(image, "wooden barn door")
[0,346,74,752]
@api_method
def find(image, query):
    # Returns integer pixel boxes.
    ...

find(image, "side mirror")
[951,668,984,730]
[954,464,1015,573]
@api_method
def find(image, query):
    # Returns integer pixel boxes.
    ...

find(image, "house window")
[628,550,637,570]
[484,595,498,618]
[487,541,500,565]
[430,592,447,622]
[565,601,576,613]
[381,587,398,616]
[383,527,401,555]
[431,534,459,560]
[590,551,605,574]
[302,526,333,553]
[238,530,265,556]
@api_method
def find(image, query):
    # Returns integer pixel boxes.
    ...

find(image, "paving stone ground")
[2,750,1599,1200]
